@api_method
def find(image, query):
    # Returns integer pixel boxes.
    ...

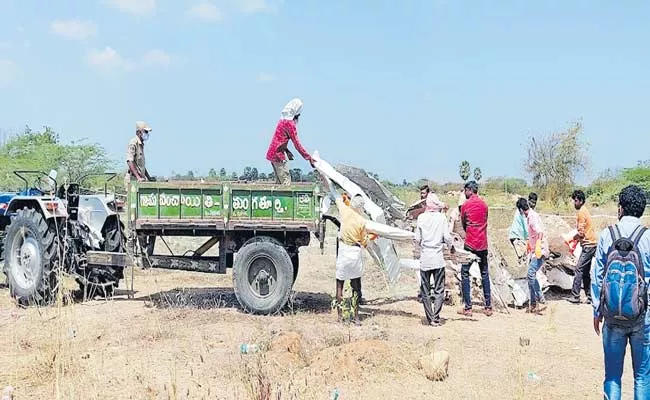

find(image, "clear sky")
[1,0,649,183]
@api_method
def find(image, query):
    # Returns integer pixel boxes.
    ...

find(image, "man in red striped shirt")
[265,98,314,185]
[458,180,492,317]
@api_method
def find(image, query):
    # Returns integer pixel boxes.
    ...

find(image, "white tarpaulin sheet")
[312,151,414,283]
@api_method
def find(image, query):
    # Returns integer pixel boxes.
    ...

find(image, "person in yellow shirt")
[320,176,373,325]
[320,173,416,325]
[334,193,369,325]
[569,190,598,304]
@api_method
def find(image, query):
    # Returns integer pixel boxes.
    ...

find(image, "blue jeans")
[602,320,650,400]
[527,256,544,306]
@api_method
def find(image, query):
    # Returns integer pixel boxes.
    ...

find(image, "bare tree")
[524,120,589,205]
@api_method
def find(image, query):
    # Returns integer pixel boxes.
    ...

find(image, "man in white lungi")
[334,193,369,326]
[319,173,416,325]
[320,175,371,325]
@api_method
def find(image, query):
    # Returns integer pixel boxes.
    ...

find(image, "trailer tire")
[2,208,59,305]
[291,253,299,285]
[233,237,293,315]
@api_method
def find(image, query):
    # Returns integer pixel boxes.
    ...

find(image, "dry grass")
[1,204,646,399]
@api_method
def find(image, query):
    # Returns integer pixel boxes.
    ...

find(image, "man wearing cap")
[125,121,155,258]
[125,121,154,188]
[266,98,314,185]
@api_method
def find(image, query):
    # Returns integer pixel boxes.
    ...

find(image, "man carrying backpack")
[592,185,650,400]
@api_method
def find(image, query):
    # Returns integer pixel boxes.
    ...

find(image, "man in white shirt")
[415,193,454,326]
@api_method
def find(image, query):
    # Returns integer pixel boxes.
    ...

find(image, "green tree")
[231,171,239,180]
[250,167,259,181]
[484,177,529,195]
[304,170,316,182]
[586,168,626,205]
[0,126,113,189]
[60,139,114,184]
[208,168,218,180]
[0,126,63,186]
[290,168,303,182]
[473,167,482,182]
[459,161,471,181]
[621,161,650,190]
[187,170,195,180]
[525,120,589,205]
[219,168,227,180]
[242,166,253,181]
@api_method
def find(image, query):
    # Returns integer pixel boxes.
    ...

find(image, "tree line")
[169,167,318,183]
[0,124,648,207]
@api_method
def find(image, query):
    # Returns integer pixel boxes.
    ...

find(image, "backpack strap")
[603,226,620,278]
[608,225,620,243]
[624,225,647,281]
[631,226,648,248]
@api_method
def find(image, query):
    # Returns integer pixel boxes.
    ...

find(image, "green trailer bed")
[126,180,324,314]
[128,181,320,231]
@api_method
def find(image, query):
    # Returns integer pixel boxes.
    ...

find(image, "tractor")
[1,171,127,304]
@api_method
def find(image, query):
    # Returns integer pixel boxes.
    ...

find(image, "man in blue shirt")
[592,185,650,400]
[508,205,529,263]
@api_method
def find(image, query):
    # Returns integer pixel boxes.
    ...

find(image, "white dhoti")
[335,241,364,281]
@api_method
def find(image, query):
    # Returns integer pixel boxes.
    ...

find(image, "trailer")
[126,180,323,314]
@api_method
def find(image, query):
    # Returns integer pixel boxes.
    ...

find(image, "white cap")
[135,121,152,132]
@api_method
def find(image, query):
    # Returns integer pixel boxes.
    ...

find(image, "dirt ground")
[0,211,645,399]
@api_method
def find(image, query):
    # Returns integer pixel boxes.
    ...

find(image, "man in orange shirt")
[568,190,598,304]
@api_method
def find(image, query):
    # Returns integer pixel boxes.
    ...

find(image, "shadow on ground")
[363,307,421,320]
[140,287,333,314]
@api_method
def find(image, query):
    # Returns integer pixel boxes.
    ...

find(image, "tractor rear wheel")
[78,218,127,298]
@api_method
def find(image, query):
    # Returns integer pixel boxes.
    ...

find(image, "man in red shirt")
[265,98,314,185]
[458,180,492,317]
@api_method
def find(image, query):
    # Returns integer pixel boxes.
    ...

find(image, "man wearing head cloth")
[415,193,453,326]
[265,98,314,185]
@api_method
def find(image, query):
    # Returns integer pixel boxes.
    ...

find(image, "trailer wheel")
[233,237,293,314]
[2,208,59,305]
[291,253,299,285]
